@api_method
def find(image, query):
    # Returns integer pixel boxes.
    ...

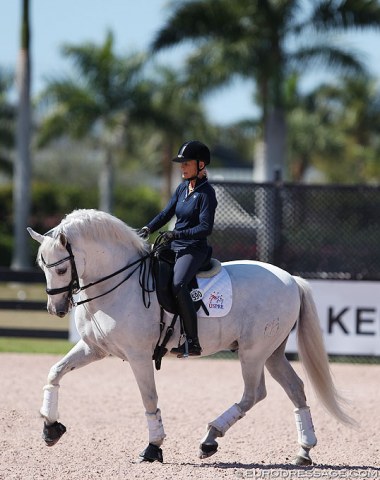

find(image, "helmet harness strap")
[187,160,205,181]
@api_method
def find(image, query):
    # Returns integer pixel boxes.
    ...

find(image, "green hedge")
[0,183,161,267]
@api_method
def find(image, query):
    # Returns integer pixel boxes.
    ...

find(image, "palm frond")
[290,43,367,75]
[309,0,380,32]
[151,0,257,51]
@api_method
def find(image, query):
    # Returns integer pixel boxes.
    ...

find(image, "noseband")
[40,240,154,308]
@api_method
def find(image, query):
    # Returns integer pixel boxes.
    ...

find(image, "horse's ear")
[59,232,67,247]
[27,227,45,244]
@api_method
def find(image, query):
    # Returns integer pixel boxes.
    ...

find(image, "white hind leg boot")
[200,404,246,458]
[145,408,166,446]
[294,406,317,448]
[207,403,245,437]
[40,384,60,424]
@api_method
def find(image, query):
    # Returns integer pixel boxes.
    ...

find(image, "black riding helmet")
[172,140,210,173]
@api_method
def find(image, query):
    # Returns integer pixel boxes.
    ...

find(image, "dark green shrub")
[114,185,161,228]
[0,182,161,266]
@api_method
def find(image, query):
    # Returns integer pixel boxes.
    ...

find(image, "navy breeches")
[172,248,209,297]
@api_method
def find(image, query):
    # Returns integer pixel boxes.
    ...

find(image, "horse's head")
[28,227,85,317]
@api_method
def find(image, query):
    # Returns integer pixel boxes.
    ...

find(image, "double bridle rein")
[40,241,154,308]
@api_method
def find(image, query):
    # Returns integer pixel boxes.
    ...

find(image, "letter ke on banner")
[286,280,380,356]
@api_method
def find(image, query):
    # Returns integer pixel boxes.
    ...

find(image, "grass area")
[0,310,69,330]
[0,337,73,354]
[0,282,70,354]
[0,282,69,330]
[0,282,46,300]
[0,337,378,363]
[206,351,239,360]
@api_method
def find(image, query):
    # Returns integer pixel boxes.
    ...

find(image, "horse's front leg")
[129,357,165,463]
[41,339,105,446]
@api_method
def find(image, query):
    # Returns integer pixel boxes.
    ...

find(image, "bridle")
[40,240,154,308]
[41,242,80,297]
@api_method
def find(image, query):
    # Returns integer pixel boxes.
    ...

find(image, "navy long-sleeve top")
[147,177,218,252]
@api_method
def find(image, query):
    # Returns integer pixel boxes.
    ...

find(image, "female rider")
[138,140,218,357]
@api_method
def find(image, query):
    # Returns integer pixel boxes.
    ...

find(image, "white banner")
[286,280,380,356]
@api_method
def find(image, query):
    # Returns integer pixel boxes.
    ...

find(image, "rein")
[41,240,156,308]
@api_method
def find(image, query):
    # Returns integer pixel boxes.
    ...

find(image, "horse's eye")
[57,267,67,276]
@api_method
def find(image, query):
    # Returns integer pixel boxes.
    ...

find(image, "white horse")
[28,209,354,465]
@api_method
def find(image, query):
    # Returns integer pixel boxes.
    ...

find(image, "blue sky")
[1,0,380,125]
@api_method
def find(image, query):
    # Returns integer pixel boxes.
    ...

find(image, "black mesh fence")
[209,181,380,281]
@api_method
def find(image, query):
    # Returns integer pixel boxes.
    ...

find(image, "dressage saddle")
[151,242,221,369]
[152,244,218,315]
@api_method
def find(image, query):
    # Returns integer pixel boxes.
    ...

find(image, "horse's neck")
[77,238,158,317]
[81,239,137,283]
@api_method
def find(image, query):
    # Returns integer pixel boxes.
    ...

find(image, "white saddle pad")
[191,266,232,318]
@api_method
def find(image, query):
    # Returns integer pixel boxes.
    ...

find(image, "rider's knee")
[172,281,185,297]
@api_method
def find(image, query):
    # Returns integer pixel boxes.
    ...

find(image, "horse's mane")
[54,209,147,254]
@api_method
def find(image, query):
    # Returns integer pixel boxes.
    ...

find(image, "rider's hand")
[138,226,150,240]
[162,230,177,243]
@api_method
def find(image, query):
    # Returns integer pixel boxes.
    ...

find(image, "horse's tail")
[294,276,356,427]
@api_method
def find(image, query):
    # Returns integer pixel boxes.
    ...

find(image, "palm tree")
[12,0,31,269]
[340,76,380,182]
[37,32,154,212]
[151,0,380,181]
[148,65,213,202]
[284,73,344,182]
[298,75,380,183]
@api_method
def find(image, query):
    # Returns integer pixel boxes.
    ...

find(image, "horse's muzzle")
[47,296,71,317]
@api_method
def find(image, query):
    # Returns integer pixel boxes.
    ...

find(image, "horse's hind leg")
[265,341,317,466]
[200,353,267,459]
[41,339,105,446]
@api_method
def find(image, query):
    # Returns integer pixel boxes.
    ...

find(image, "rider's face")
[180,160,205,179]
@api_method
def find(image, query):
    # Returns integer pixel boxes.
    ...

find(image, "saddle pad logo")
[197,267,232,318]
[191,288,203,302]
[208,291,224,310]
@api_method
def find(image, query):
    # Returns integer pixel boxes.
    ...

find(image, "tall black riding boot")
[170,287,202,358]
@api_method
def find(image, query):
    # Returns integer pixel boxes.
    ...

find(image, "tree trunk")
[264,107,286,182]
[12,0,32,269]
[161,139,174,205]
[99,149,114,213]
[255,107,286,264]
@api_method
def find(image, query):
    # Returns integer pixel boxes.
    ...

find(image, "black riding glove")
[138,226,150,240]
[162,230,179,243]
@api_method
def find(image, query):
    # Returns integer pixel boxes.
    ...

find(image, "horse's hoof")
[292,454,313,466]
[138,443,163,463]
[292,446,313,466]
[199,440,218,459]
[43,421,66,446]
